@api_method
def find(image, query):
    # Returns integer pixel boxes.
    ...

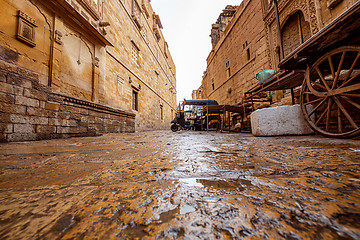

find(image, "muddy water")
[0,131,359,239]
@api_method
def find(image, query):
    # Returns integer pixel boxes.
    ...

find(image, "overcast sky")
[151,0,242,102]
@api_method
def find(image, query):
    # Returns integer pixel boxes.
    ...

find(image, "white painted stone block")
[250,104,314,136]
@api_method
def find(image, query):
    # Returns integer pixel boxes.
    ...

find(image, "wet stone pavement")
[0,131,360,239]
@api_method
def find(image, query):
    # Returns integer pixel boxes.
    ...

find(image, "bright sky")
[151,0,242,103]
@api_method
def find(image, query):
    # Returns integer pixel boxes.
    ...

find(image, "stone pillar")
[49,14,63,92]
[92,57,100,103]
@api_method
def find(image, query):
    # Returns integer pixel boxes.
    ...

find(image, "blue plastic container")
[256,69,275,83]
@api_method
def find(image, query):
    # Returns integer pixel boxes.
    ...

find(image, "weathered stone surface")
[0,123,13,133]
[0,131,359,239]
[47,94,63,103]
[9,114,30,124]
[0,92,15,103]
[18,68,39,80]
[6,132,37,141]
[0,81,14,94]
[251,104,314,136]
[15,96,39,108]
[7,74,32,89]
[48,118,67,126]
[23,88,48,101]
[13,124,35,133]
[0,113,11,123]
[0,59,18,73]
[29,116,49,125]
[36,125,56,134]
[45,102,60,111]
[26,107,57,118]
[13,86,23,96]
[31,81,51,92]
[0,72,5,83]
[0,0,173,142]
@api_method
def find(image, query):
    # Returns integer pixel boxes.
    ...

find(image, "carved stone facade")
[0,0,176,142]
[263,0,357,70]
[195,0,357,108]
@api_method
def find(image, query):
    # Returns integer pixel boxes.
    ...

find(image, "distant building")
[0,0,176,141]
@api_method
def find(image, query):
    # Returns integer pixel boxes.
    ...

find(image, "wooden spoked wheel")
[301,46,360,138]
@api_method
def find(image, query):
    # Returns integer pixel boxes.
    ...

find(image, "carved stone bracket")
[94,57,99,67]
[55,30,63,45]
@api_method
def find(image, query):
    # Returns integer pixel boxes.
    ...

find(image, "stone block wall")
[0,0,176,140]
[0,61,135,142]
[200,0,270,105]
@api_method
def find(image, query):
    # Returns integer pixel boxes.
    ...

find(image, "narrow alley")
[0,131,359,239]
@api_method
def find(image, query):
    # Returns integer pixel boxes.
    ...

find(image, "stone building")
[263,0,358,68]
[196,0,357,106]
[199,0,271,105]
[0,0,176,142]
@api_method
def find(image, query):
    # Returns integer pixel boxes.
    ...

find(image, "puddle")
[198,197,221,203]
[179,178,251,191]
[120,224,149,239]
[349,148,360,152]
[159,207,179,223]
[179,178,204,187]
[180,205,196,215]
[198,179,246,191]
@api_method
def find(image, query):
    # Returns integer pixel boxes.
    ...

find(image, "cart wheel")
[171,124,178,132]
[301,46,360,138]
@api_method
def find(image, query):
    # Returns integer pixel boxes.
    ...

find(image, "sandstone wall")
[197,0,357,107]
[0,0,176,141]
[0,60,135,142]
[201,0,270,105]
[103,0,177,130]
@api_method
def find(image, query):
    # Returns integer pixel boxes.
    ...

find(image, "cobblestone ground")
[0,131,360,239]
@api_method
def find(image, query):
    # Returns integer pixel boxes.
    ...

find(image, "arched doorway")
[281,11,311,58]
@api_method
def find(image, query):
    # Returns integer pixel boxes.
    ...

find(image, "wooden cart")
[268,2,360,138]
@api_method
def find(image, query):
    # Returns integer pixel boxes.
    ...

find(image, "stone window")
[153,14,162,41]
[131,40,140,64]
[132,0,142,29]
[154,70,159,86]
[246,48,251,61]
[132,90,138,111]
[16,10,37,47]
[243,41,251,61]
[160,105,163,120]
[226,61,231,78]
[212,79,215,91]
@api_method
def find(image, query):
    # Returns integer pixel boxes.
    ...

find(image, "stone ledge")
[57,93,136,119]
